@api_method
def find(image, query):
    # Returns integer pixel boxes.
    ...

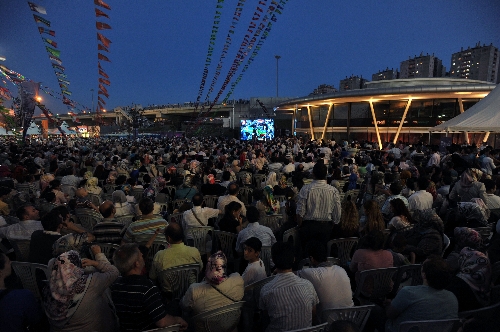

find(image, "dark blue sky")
[1,0,499,115]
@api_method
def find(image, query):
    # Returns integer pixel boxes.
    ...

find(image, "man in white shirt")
[481,149,496,176]
[0,205,42,241]
[297,242,353,314]
[183,194,220,243]
[217,183,247,216]
[241,237,267,286]
[282,159,295,174]
[408,177,434,212]
[427,147,441,168]
[235,206,276,253]
[483,179,500,210]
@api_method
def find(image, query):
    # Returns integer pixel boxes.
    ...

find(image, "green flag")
[46,46,60,58]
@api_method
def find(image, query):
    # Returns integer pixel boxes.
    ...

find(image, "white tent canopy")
[430,84,500,132]
[60,121,77,135]
[0,127,14,135]
[26,122,41,135]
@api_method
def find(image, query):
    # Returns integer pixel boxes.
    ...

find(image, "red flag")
[98,44,109,52]
[98,102,104,110]
[94,0,111,10]
[99,69,109,78]
[38,27,55,36]
[98,53,110,62]
[98,96,106,104]
[97,33,111,48]
[98,90,109,98]
[99,84,108,94]
[96,22,111,30]
[98,62,104,70]
[95,8,109,18]
[99,78,110,86]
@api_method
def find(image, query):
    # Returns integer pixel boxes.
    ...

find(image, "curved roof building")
[276,78,496,145]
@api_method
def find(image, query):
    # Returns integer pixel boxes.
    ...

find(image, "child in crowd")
[241,237,267,286]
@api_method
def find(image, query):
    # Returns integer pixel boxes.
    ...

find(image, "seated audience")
[93,200,126,244]
[122,198,168,244]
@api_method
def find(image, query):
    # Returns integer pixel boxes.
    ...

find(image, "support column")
[369,101,382,150]
[292,105,297,136]
[321,103,334,140]
[458,98,469,144]
[483,132,490,143]
[393,98,412,144]
[347,103,352,141]
[307,106,314,140]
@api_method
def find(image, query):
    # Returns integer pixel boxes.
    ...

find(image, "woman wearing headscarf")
[449,168,487,203]
[43,247,119,332]
[85,177,104,200]
[457,198,490,227]
[112,190,136,217]
[446,247,492,312]
[40,173,55,192]
[446,227,482,274]
[265,172,278,188]
[180,251,244,316]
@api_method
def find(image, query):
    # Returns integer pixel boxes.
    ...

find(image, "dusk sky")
[1,0,499,115]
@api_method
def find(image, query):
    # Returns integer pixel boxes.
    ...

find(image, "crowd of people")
[0,134,499,332]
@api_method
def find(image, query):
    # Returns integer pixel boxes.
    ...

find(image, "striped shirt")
[92,219,126,244]
[110,274,167,332]
[296,180,341,223]
[259,272,319,332]
[122,216,168,244]
[235,222,276,252]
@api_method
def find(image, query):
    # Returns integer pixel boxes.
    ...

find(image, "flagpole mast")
[91,89,94,112]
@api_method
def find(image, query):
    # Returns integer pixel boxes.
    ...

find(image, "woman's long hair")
[340,200,359,233]
[390,198,412,224]
[363,200,385,233]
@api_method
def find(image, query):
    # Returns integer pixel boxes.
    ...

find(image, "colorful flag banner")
[51,63,65,71]
[97,33,111,48]
[95,8,109,18]
[98,78,110,86]
[33,14,50,27]
[94,0,111,10]
[98,69,109,78]
[98,44,109,52]
[28,2,47,15]
[45,46,60,58]
[98,53,110,62]
[49,55,62,65]
[43,38,57,48]
[38,27,55,36]
[96,22,111,30]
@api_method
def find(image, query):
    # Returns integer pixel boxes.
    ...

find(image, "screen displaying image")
[240,119,274,141]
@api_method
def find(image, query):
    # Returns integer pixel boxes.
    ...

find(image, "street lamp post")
[275,55,281,97]
[90,89,94,112]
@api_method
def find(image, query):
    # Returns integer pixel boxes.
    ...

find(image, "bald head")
[165,222,184,243]
[75,188,88,198]
[99,200,115,218]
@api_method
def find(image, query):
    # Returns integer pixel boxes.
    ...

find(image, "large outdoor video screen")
[240,119,275,141]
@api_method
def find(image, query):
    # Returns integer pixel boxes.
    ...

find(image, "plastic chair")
[238,187,253,205]
[353,267,398,302]
[158,263,200,300]
[213,230,237,261]
[326,237,359,266]
[284,322,328,332]
[203,195,219,209]
[260,246,272,276]
[392,264,423,295]
[90,243,119,262]
[75,208,103,231]
[115,214,135,228]
[274,195,286,204]
[283,227,298,247]
[442,234,450,256]
[191,301,245,332]
[16,183,32,196]
[244,275,276,306]
[11,261,50,300]
[398,319,460,332]
[186,226,213,256]
[169,212,184,224]
[60,184,76,199]
[458,299,500,320]
[87,193,102,207]
[253,174,266,189]
[145,240,169,269]
[172,199,188,210]
[237,171,252,184]
[261,215,283,233]
[164,186,176,199]
[132,188,144,202]
[144,324,181,332]
[10,239,31,262]
[156,193,169,204]
[321,305,374,331]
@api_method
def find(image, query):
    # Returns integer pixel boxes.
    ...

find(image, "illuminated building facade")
[450,43,499,83]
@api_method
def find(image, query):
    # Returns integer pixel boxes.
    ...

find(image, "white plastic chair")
[186,226,213,256]
[398,318,460,332]
[158,263,200,299]
[326,237,359,266]
[10,239,31,262]
[203,195,219,209]
[321,305,374,331]
[11,261,50,300]
[191,301,245,332]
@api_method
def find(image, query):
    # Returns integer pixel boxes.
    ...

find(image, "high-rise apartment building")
[400,53,446,79]
[372,68,400,81]
[310,84,337,95]
[339,75,368,91]
[450,43,499,83]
